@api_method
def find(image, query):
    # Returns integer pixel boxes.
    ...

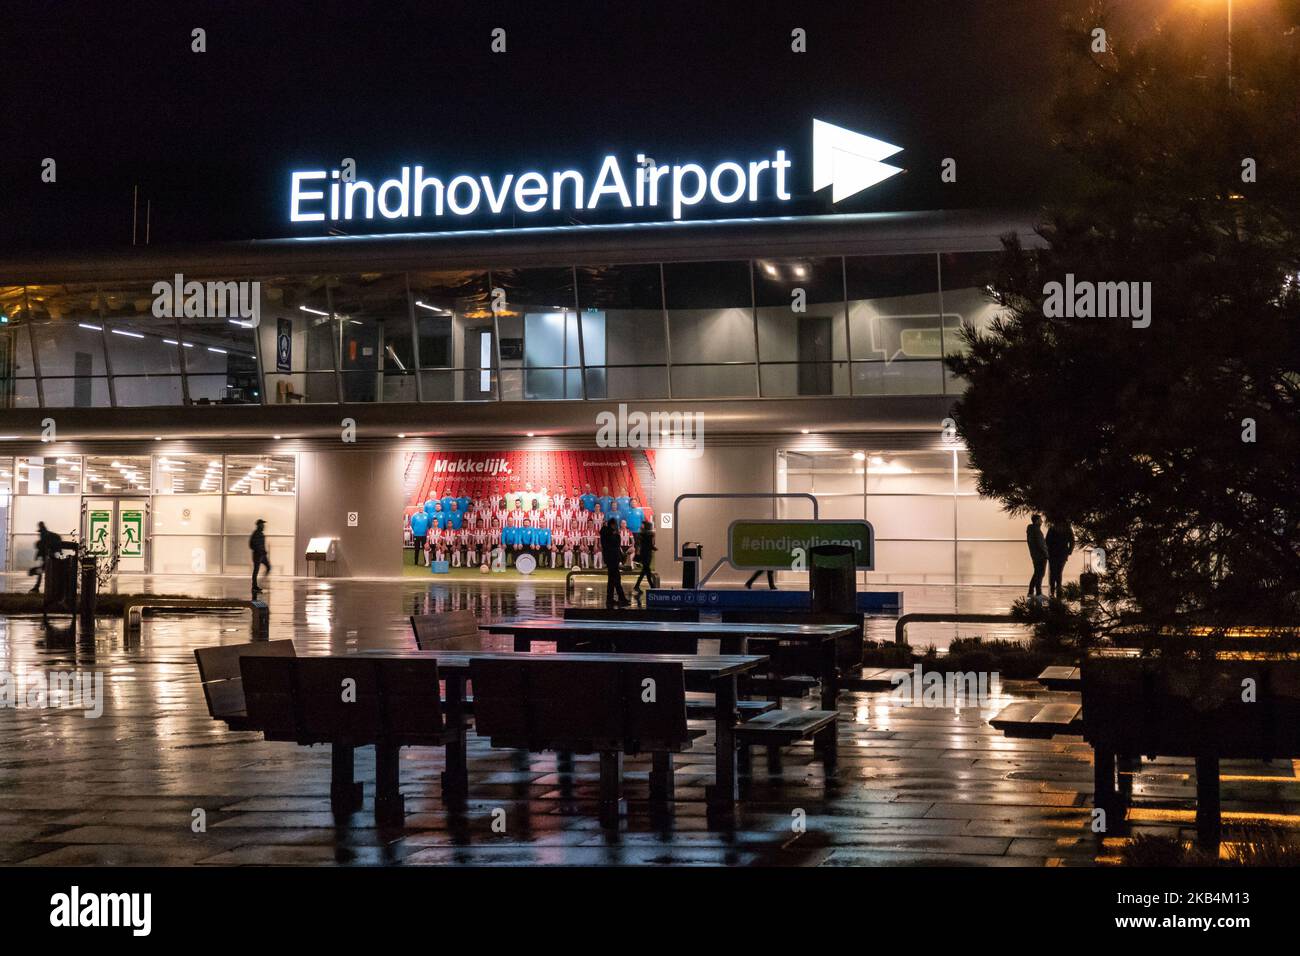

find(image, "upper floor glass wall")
[0,250,1007,407]
[259,276,336,404]
[408,269,494,402]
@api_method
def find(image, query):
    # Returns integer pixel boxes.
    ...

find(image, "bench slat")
[684,696,777,721]
[988,701,1044,728]
[411,611,481,651]
[1031,702,1083,726]
[1037,666,1080,689]
[733,708,837,743]
[195,641,296,722]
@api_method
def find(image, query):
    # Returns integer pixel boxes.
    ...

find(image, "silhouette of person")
[250,519,271,593]
[601,518,628,607]
[1026,514,1048,597]
[1046,518,1075,598]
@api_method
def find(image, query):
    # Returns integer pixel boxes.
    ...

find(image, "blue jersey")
[614,496,631,513]
[580,493,597,511]
[409,512,430,537]
[502,526,518,547]
[535,528,552,548]
[440,496,456,514]
[423,500,436,515]
[445,509,464,530]
[431,509,448,529]
[517,527,535,547]
[623,508,644,533]
[597,495,614,514]
[456,496,471,514]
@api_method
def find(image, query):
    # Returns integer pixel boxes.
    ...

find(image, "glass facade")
[0,252,1006,408]
[0,453,296,576]
[778,448,1087,587]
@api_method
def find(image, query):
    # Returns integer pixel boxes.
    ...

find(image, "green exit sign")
[728,520,874,570]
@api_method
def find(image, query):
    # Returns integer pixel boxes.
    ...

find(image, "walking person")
[29,522,64,593]
[633,516,657,594]
[1026,514,1048,598]
[249,519,271,593]
[744,569,776,590]
[601,517,629,607]
[1046,518,1075,598]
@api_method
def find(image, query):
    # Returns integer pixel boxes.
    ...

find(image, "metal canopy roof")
[0,209,1042,284]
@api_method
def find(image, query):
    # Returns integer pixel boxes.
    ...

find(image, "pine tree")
[947,5,1300,638]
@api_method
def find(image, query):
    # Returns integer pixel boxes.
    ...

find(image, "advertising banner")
[728,519,874,570]
[405,450,649,508]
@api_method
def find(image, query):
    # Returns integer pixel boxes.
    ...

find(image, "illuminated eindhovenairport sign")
[289,119,902,227]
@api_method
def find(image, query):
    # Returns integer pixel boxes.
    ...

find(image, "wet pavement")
[0,573,1297,866]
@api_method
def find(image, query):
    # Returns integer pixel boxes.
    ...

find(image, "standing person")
[745,569,776,590]
[1046,518,1075,598]
[601,518,629,607]
[618,519,634,566]
[1026,514,1048,598]
[249,519,271,593]
[633,516,657,593]
[409,508,430,566]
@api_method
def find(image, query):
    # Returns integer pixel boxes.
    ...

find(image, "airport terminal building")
[0,208,1080,586]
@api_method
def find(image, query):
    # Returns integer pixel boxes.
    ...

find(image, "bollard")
[79,555,98,632]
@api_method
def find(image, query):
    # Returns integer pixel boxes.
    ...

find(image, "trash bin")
[681,542,703,589]
[809,544,856,615]
[43,555,79,614]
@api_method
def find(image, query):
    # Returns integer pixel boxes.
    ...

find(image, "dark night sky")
[0,0,1178,252]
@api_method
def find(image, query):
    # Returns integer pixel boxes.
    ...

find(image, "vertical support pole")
[1094,748,1117,825]
[706,673,738,826]
[441,675,468,807]
[1196,753,1221,850]
[598,750,623,828]
[649,751,674,803]
[329,742,363,814]
[374,740,404,825]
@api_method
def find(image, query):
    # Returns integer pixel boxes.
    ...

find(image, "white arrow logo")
[812,119,903,202]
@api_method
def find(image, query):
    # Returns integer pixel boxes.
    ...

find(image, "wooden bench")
[720,609,864,672]
[127,598,268,639]
[734,707,839,778]
[469,657,704,826]
[1083,656,1300,848]
[239,655,468,825]
[841,667,916,692]
[894,612,1018,646]
[989,698,1084,738]
[410,610,481,650]
[410,611,480,712]
[1037,665,1080,690]
[194,640,297,730]
[684,693,777,722]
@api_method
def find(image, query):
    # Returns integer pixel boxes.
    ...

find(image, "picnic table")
[482,618,853,713]
[353,648,768,822]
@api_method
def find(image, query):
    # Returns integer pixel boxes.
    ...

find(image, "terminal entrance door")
[82,497,149,573]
